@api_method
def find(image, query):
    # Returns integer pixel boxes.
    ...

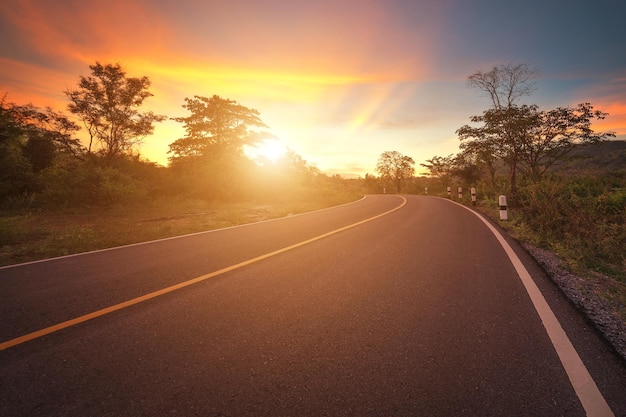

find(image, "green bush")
[516,175,625,280]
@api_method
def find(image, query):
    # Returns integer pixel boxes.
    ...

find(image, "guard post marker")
[499,195,508,220]
[458,187,463,200]
[471,187,477,206]
[424,187,428,195]
[447,186,451,198]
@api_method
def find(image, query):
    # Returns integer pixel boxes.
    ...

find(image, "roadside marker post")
[471,188,477,206]
[447,187,451,198]
[424,187,428,195]
[458,187,463,200]
[499,195,508,220]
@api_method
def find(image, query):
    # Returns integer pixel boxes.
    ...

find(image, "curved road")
[1,195,624,416]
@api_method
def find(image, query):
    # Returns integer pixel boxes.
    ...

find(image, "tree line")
[1,62,360,207]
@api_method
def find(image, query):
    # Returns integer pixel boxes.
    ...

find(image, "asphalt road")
[1,195,624,416]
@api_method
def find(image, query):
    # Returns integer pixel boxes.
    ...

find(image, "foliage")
[65,62,165,158]
[515,175,625,280]
[420,155,453,183]
[36,154,157,207]
[418,61,625,286]
[168,95,270,165]
[0,96,84,200]
[375,151,415,193]
[458,103,612,198]
[463,63,538,195]
[519,103,614,179]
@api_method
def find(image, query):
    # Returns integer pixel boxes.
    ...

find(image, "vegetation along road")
[1,195,624,416]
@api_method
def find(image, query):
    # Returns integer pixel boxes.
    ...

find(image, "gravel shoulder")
[521,242,626,361]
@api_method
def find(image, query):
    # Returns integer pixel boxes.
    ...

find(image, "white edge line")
[1,196,368,270]
[445,197,614,417]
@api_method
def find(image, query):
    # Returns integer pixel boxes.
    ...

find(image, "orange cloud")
[0,0,454,173]
[0,1,174,66]
[0,58,74,107]
[593,102,626,135]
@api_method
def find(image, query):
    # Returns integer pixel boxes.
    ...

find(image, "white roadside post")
[447,186,451,198]
[458,187,463,200]
[499,195,508,221]
[424,187,428,195]
[471,187,477,206]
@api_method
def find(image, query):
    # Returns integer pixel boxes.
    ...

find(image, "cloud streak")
[1,0,624,174]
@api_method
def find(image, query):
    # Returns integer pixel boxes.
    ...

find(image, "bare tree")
[468,62,539,110]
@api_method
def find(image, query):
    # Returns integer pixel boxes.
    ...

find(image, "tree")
[9,104,84,167]
[420,154,455,187]
[458,103,614,188]
[519,102,614,179]
[452,152,481,187]
[168,95,270,165]
[458,139,499,189]
[65,62,165,158]
[0,96,84,199]
[0,97,32,197]
[457,105,531,196]
[464,63,538,196]
[468,62,538,110]
[375,151,415,193]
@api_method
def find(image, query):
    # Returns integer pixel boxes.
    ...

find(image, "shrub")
[516,175,625,280]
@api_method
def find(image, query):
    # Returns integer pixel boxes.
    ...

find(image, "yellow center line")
[1,196,407,351]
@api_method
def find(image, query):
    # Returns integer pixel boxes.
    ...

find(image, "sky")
[1,0,625,177]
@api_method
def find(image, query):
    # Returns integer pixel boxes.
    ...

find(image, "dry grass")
[0,195,359,267]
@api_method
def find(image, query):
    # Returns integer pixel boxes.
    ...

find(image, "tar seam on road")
[451,200,615,417]
[0,196,407,351]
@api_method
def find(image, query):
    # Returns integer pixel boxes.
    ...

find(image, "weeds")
[0,192,362,267]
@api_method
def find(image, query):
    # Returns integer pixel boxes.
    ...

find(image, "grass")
[473,198,626,328]
[0,193,361,267]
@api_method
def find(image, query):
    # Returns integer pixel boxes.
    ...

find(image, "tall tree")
[65,62,165,158]
[376,151,415,193]
[464,63,538,196]
[168,95,270,166]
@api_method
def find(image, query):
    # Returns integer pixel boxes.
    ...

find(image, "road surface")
[1,195,624,416]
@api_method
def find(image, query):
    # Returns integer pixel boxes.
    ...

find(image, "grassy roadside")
[0,194,362,267]
[474,201,626,333]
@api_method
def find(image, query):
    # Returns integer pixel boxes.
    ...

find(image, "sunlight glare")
[246,139,287,163]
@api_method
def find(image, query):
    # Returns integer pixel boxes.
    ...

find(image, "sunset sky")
[1,0,625,177]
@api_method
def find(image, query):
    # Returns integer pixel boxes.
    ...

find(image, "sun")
[246,139,287,163]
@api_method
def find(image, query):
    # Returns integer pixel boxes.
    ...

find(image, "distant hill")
[551,140,626,176]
